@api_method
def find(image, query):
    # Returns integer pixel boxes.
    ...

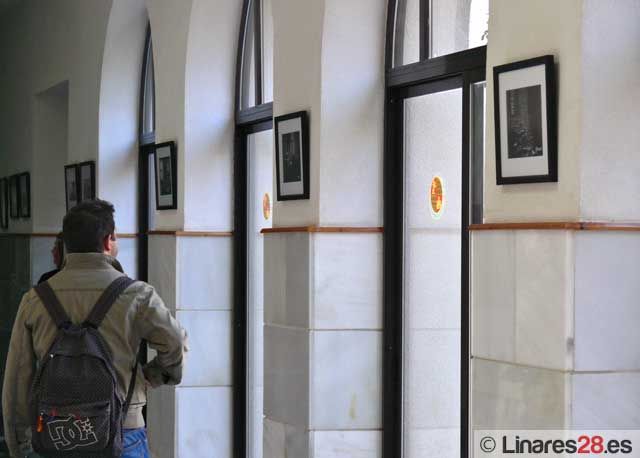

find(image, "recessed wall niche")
[34,81,69,232]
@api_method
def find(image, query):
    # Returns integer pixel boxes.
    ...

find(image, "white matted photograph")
[64,164,79,211]
[154,141,178,210]
[493,55,557,184]
[274,110,309,200]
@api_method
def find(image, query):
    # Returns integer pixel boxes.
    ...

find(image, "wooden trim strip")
[261,225,384,234]
[469,222,582,231]
[148,230,234,237]
[117,233,139,239]
[581,222,640,232]
[470,222,640,232]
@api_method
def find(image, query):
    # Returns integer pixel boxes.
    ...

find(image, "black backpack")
[31,276,137,458]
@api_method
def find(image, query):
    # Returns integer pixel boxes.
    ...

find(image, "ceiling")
[0,0,21,16]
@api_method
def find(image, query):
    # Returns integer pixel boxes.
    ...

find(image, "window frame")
[383,1,486,457]
[137,24,155,282]
[233,2,274,457]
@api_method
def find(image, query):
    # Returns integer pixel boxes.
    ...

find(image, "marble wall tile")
[176,386,232,458]
[471,231,516,362]
[264,324,309,426]
[310,330,381,429]
[263,417,309,458]
[574,232,640,371]
[116,237,138,280]
[312,430,381,458]
[148,235,177,311]
[312,233,382,330]
[515,231,573,370]
[404,428,458,458]
[264,233,310,328]
[147,385,176,458]
[405,330,460,429]
[176,310,231,387]
[30,236,56,285]
[572,372,640,428]
[472,359,567,429]
[177,236,232,310]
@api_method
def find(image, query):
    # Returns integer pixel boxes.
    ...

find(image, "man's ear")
[102,234,112,254]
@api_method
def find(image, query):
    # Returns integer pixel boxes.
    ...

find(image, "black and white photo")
[275,111,309,200]
[506,85,543,158]
[9,174,19,219]
[0,178,8,229]
[65,164,79,211]
[154,141,178,210]
[494,55,557,184]
[18,172,30,218]
[78,161,96,202]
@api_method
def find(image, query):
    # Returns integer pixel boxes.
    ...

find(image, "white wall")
[0,0,113,233]
[183,0,241,231]
[272,0,325,227]
[318,0,385,227]
[146,0,193,231]
[484,0,583,222]
[98,0,147,234]
[580,0,640,222]
[33,82,68,233]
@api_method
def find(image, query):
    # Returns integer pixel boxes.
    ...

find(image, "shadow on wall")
[0,236,32,451]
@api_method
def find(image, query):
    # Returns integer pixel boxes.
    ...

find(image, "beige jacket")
[2,253,187,458]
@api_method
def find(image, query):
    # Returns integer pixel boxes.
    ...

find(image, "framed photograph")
[78,161,96,202]
[154,141,178,210]
[493,55,557,184]
[9,174,19,219]
[275,110,310,201]
[65,164,79,211]
[18,172,30,218]
[0,178,8,229]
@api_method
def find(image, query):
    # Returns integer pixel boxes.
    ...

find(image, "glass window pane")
[261,0,273,103]
[394,0,420,67]
[247,129,273,458]
[241,1,257,110]
[430,0,488,58]
[142,40,155,138]
[470,81,485,225]
[403,87,462,458]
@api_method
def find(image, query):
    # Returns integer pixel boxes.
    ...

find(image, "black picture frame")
[493,55,557,185]
[274,110,310,201]
[78,161,96,202]
[18,172,30,218]
[9,174,19,219]
[154,141,178,210]
[64,164,80,211]
[0,178,8,229]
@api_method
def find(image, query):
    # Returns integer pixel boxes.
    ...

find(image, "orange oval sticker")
[430,176,444,219]
[263,193,271,220]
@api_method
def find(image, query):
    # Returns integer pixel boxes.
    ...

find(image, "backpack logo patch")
[47,417,99,451]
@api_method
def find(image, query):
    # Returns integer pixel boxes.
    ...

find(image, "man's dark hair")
[63,199,115,253]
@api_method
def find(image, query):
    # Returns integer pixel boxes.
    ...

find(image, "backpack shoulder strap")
[84,276,136,329]
[34,281,71,329]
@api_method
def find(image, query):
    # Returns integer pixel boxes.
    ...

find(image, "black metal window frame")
[383,1,487,457]
[233,1,273,457]
[137,24,156,283]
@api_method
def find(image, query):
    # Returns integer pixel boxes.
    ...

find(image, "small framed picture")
[78,161,96,202]
[493,55,557,185]
[9,175,19,219]
[65,164,79,211]
[274,110,310,201]
[154,141,178,210]
[18,172,30,218]
[0,178,8,229]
